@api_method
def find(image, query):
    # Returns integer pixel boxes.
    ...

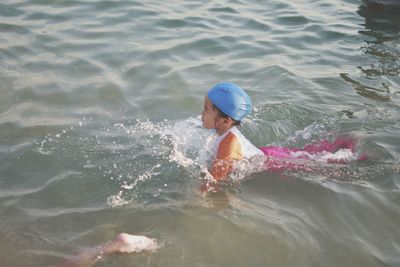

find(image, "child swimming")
[201,82,265,181]
[201,82,365,182]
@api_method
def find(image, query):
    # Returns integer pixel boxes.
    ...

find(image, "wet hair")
[212,104,241,126]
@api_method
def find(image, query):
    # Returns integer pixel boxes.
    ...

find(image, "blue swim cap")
[207,82,252,121]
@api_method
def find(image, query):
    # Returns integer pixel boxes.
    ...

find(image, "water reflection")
[358,1,400,76]
[341,1,400,101]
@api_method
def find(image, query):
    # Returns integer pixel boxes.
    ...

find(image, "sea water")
[0,0,399,266]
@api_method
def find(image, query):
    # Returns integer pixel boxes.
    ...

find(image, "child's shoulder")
[217,127,263,158]
[217,130,242,160]
[233,127,264,157]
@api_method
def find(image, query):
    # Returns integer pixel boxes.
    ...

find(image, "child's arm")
[210,158,234,181]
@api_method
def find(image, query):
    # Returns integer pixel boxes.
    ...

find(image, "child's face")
[201,96,220,129]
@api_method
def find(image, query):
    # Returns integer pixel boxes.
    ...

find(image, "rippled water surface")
[1,0,399,266]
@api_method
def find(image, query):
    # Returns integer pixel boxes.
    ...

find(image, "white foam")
[289,148,357,163]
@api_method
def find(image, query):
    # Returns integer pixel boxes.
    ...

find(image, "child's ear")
[225,117,234,125]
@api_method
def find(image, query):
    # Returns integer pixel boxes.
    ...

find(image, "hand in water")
[108,233,158,253]
[58,233,157,267]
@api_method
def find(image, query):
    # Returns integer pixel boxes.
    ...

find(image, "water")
[1,0,399,266]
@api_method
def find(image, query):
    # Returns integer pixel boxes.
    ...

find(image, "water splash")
[104,117,216,207]
[34,117,217,207]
